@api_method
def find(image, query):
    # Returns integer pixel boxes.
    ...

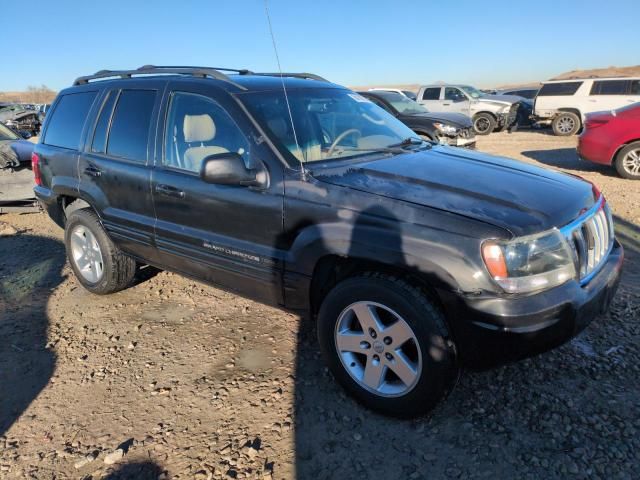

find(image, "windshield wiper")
[386,137,431,149]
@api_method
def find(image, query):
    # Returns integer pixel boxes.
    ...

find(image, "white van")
[534,78,640,135]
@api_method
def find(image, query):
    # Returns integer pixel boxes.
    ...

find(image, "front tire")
[317,274,458,418]
[472,113,496,135]
[552,112,580,136]
[64,209,136,294]
[614,141,640,179]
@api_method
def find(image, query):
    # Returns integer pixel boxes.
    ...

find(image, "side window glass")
[629,80,640,95]
[43,91,97,150]
[422,88,440,100]
[444,88,464,101]
[91,91,117,153]
[590,80,628,96]
[164,92,249,173]
[107,90,156,162]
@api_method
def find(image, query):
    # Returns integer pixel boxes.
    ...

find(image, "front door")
[78,83,164,261]
[443,87,470,115]
[151,83,285,305]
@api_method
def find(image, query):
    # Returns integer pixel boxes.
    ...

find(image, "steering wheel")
[327,129,361,157]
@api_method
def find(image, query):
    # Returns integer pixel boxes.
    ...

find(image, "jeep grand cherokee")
[33,66,623,417]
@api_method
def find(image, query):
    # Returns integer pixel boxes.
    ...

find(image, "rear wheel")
[614,141,640,180]
[317,274,458,418]
[552,112,580,136]
[472,113,496,135]
[64,209,136,294]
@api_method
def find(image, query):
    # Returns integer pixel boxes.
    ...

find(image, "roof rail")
[245,72,329,82]
[72,65,248,90]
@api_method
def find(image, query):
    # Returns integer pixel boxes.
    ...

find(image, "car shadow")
[521,148,617,176]
[101,460,164,479]
[0,233,66,436]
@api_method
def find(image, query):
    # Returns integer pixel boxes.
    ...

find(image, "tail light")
[31,152,42,186]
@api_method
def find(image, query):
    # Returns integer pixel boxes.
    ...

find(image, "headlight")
[482,229,576,293]
[433,122,458,135]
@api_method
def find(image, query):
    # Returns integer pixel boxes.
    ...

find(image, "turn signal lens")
[482,243,508,278]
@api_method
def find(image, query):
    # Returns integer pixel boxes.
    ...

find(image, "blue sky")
[3,0,639,91]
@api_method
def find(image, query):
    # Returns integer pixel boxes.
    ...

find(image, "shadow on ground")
[0,233,66,436]
[521,148,615,176]
[101,460,164,480]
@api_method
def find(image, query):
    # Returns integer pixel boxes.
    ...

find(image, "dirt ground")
[0,131,638,480]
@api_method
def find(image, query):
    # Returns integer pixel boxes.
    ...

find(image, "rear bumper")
[576,131,616,166]
[440,240,624,368]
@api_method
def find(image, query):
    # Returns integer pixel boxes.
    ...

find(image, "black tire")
[552,112,581,136]
[64,208,136,294]
[317,273,458,418]
[472,113,496,135]
[614,141,640,180]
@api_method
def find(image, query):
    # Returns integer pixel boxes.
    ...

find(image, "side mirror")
[200,152,268,188]
[19,130,32,139]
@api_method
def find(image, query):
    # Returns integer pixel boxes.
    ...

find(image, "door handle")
[84,165,102,177]
[443,103,451,106]
[155,184,185,199]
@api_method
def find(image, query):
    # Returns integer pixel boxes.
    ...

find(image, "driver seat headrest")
[183,114,216,143]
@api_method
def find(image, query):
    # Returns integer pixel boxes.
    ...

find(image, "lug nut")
[385,352,394,361]
[369,328,377,339]
[383,336,392,345]
[360,341,371,350]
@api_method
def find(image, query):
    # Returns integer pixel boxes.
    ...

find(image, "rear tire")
[64,209,136,294]
[472,113,496,135]
[552,112,580,136]
[614,141,640,180]
[317,273,458,418]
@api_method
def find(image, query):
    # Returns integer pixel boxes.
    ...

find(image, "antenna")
[263,0,306,179]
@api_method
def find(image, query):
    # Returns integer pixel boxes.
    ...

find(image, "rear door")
[418,87,442,111]
[78,81,164,260]
[150,82,285,305]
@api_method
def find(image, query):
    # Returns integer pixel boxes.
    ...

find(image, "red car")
[577,103,640,179]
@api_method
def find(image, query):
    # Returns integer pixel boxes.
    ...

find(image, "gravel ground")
[0,131,638,479]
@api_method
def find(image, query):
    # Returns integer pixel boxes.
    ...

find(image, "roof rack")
[242,72,329,82]
[72,65,249,90]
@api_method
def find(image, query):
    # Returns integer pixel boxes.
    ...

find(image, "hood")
[312,147,596,237]
[0,139,35,163]
[480,94,523,105]
[404,112,472,129]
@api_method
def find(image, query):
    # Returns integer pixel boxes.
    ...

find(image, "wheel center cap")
[373,340,384,353]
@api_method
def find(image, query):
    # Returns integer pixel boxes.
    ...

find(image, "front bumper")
[440,240,624,368]
[443,136,476,148]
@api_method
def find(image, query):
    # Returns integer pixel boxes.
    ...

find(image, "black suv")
[34,66,624,417]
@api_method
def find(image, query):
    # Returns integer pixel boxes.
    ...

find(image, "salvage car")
[577,103,640,179]
[417,84,520,135]
[0,122,36,210]
[34,66,623,417]
[0,104,41,136]
[368,88,417,101]
[359,90,475,147]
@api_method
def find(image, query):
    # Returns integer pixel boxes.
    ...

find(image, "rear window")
[590,80,629,96]
[106,90,156,161]
[421,88,440,100]
[44,91,97,149]
[537,82,582,96]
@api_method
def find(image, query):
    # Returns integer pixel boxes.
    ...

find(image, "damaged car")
[0,122,37,212]
[0,104,41,137]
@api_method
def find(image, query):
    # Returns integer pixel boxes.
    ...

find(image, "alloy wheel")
[622,149,640,176]
[334,301,422,397]
[69,225,104,283]
[557,115,576,134]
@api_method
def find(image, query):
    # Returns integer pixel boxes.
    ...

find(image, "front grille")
[562,198,614,284]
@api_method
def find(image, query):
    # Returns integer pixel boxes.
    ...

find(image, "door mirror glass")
[200,152,267,187]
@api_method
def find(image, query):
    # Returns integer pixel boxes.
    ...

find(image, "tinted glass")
[590,80,629,95]
[422,88,440,100]
[537,82,582,96]
[107,90,156,161]
[631,81,640,95]
[91,91,117,153]
[445,87,465,101]
[164,92,249,173]
[44,91,97,149]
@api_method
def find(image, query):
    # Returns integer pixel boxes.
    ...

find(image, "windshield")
[0,122,19,141]
[240,88,418,163]
[374,91,429,115]
[459,85,485,99]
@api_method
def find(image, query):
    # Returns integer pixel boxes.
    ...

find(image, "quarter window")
[421,88,440,100]
[629,80,640,95]
[44,91,97,150]
[590,80,629,96]
[537,82,582,96]
[107,90,156,162]
[91,91,117,153]
[164,92,249,173]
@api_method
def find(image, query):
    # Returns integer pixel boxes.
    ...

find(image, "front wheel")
[552,112,581,136]
[472,113,496,135]
[64,208,136,294]
[317,274,458,418]
[614,141,640,180]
